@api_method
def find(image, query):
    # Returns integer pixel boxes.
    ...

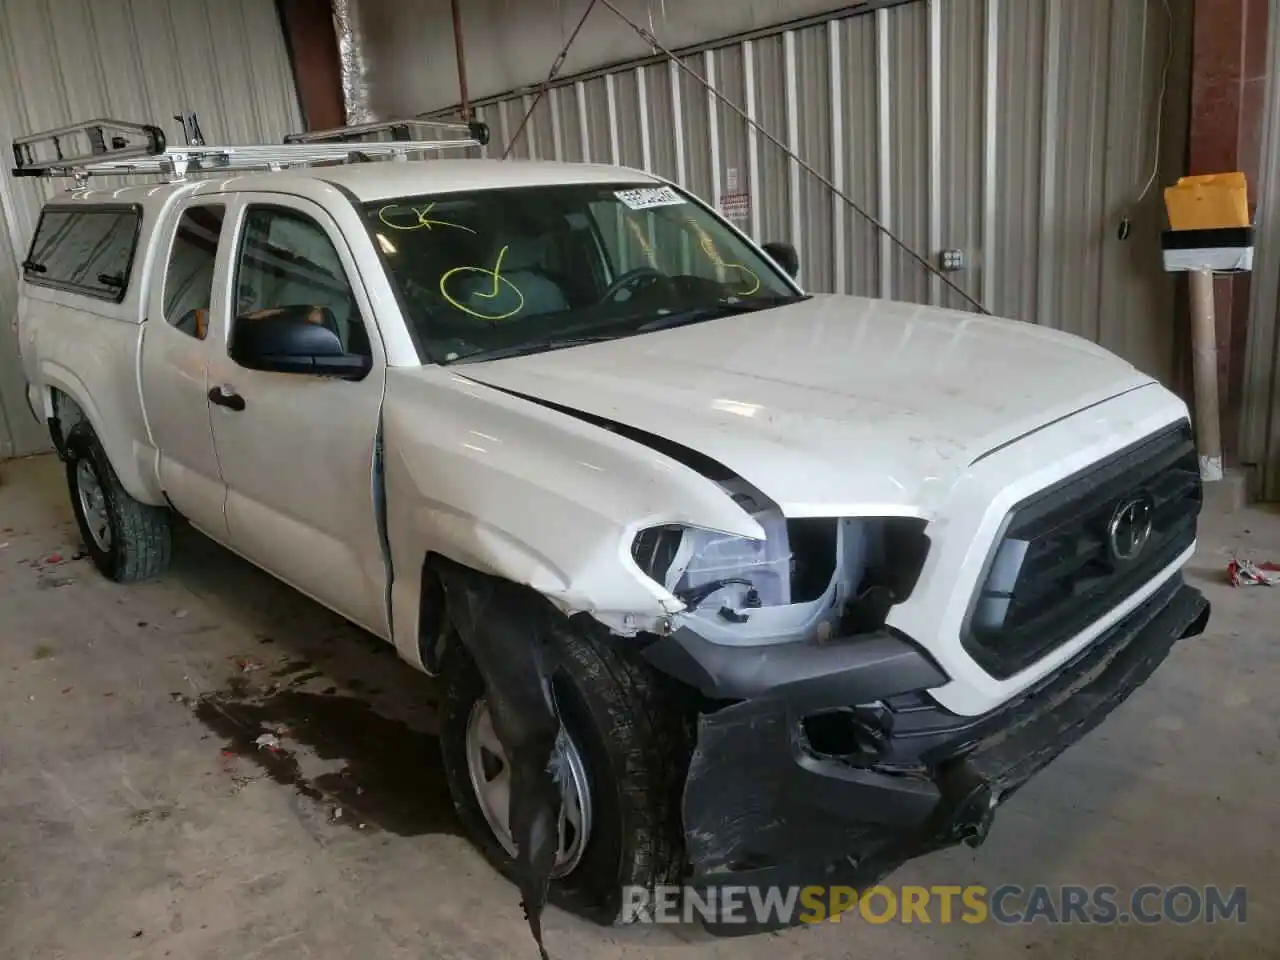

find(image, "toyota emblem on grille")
[1108,495,1155,562]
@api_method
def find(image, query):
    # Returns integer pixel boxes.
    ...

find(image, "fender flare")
[39,368,163,506]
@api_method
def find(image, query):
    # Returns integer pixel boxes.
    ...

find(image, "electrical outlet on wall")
[940,249,965,272]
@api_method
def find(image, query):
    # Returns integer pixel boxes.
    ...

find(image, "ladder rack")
[284,116,489,146]
[11,116,490,181]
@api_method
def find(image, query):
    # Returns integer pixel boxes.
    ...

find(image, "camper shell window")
[22,204,142,303]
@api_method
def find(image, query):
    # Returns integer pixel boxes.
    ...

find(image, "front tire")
[65,423,172,583]
[439,619,692,924]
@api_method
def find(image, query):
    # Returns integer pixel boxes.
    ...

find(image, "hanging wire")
[1118,0,1173,241]
[501,0,600,159]
[1135,0,1173,206]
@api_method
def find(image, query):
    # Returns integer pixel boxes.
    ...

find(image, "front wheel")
[65,423,172,583]
[438,620,692,924]
[462,695,595,879]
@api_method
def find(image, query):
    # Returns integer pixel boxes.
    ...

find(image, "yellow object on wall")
[1164,173,1250,231]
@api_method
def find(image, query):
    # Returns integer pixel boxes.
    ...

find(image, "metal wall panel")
[362,0,890,115]
[793,26,833,295]
[1242,3,1280,499]
[833,14,880,298]
[937,0,983,312]
[453,0,1190,385]
[0,0,301,458]
[752,37,789,257]
[991,0,1045,326]
[679,55,714,203]
[613,70,646,169]
[643,63,677,184]
[887,2,929,305]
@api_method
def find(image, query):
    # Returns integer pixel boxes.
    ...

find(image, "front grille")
[963,422,1202,679]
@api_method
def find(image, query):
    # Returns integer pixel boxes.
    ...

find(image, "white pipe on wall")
[1189,269,1225,482]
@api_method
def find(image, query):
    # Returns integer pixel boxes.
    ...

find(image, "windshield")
[363,182,802,363]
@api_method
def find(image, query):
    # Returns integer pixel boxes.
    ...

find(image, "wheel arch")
[416,553,453,674]
[44,379,162,505]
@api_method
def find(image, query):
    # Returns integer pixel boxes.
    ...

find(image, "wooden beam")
[276,0,347,131]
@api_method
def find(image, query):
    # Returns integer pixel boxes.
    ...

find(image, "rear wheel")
[65,423,172,582]
[439,619,692,923]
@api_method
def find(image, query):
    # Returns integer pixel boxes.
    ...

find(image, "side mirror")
[762,241,800,279]
[230,305,370,378]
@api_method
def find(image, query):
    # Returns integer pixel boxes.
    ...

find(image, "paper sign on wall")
[718,191,750,223]
[615,187,685,210]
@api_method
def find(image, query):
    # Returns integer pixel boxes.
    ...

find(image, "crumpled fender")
[380,366,766,957]
[381,366,761,669]
[432,556,564,959]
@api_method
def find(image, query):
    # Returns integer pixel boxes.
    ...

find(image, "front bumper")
[643,575,1209,925]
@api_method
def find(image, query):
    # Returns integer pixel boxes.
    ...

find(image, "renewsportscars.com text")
[621,884,1248,926]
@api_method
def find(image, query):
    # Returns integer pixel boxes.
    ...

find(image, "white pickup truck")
[12,118,1208,944]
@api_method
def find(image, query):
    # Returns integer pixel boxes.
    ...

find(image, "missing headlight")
[631,525,684,585]
[632,509,930,643]
[842,518,931,633]
[877,518,931,599]
[632,518,840,610]
[787,518,839,602]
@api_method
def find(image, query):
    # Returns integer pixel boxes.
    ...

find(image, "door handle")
[208,384,246,412]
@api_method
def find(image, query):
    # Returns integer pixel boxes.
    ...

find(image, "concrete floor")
[0,452,1277,960]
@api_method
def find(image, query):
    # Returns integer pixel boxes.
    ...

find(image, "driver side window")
[232,206,372,362]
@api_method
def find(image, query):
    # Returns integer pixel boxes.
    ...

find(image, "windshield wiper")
[449,334,620,364]
[636,294,811,333]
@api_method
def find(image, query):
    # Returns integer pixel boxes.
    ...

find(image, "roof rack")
[10,116,490,182]
[285,116,490,146]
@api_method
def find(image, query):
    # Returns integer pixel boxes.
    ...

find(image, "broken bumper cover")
[643,576,1209,911]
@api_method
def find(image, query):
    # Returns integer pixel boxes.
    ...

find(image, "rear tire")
[65,422,172,583]
[439,618,692,924]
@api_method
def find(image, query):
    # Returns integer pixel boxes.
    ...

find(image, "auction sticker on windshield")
[615,187,685,210]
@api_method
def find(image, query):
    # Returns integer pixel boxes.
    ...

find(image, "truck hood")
[458,294,1154,517]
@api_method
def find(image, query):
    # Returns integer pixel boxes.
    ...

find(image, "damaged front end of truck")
[632,470,1209,922]
[423,485,1209,952]
[383,370,1210,958]
[422,494,953,952]
[644,574,1209,930]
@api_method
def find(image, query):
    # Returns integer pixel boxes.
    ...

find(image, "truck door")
[139,200,231,541]
[204,195,390,638]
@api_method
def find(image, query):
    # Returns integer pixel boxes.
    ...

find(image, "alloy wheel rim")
[75,459,112,552]
[464,697,593,878]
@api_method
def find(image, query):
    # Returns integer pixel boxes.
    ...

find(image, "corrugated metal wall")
[0,0,302,458]
[1242,4,1280,500]
[454,0,1191,383]
[360,0,889,115]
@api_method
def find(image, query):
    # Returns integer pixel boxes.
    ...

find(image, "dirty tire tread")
[440,611,693,926]
[65,423,172,583]
[551,618,692,914]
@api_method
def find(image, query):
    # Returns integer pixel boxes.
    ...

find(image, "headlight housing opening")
[632,515,930,628]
